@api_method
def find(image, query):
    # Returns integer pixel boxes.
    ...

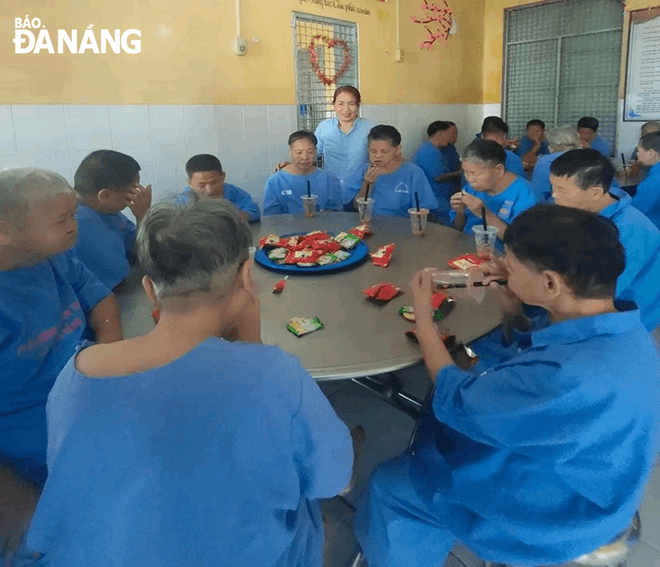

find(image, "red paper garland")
[308,35,352,86]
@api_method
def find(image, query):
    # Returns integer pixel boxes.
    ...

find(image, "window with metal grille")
[292,12,359,132]
[503,0,624,155]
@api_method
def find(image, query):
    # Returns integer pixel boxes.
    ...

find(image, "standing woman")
[314,86,375,205]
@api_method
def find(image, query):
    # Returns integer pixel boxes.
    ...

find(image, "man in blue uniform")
[632,131,660,231]
[175,154,260,221]
[345,125,438,217]
[356,205,660,567]
[577,116,611,157]
[450,139,535,240]
[551,149,660,331]
[514,118,550,172]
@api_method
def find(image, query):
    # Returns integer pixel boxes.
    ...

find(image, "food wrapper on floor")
[370,243,395,267]
[287,317,324,337]
[363,283,402,303]
[447,253,487,270]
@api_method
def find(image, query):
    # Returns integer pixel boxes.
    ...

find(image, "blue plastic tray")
[254,233,369,275]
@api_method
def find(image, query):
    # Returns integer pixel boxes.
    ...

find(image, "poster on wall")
[624,7,660,121]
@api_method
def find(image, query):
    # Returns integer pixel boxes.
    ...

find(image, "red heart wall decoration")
[308,35,352,86]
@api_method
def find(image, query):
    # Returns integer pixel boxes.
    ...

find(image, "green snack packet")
[268,247,288,261]
[287,317,324,337]
[338,233,360,250]
[317,253,338,266]
[335,250,350,261]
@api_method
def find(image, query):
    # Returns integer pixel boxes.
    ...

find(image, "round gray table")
[116,212,501,380]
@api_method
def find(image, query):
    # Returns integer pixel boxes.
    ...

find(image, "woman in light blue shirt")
[314,86,375,203]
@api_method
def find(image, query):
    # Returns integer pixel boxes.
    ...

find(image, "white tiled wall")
[0,103,474,209]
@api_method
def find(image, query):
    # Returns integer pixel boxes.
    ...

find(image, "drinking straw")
[621,153,627,175]
[414,192,422,231]
[365,183,371,201]
[306,180,311,198]
[481,206,487,230]
[437,279,508,289]
[415,192,421,212]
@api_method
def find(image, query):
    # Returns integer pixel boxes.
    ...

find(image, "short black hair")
[549,149,614,192]
[639,131,660,153]
[481,116,509,135]
[185,154,223,178]
[527,119,545,130]
[368,125,402,146]
[427,121,452,137]
[288,130,317,147]
[74,150,141,197]
[503,204,625,300]
[462,139,506,167]
[577,116,599,132]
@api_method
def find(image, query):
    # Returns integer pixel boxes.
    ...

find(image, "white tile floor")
[320,369,660,567]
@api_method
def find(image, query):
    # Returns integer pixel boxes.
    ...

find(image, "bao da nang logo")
[14,16,141,54]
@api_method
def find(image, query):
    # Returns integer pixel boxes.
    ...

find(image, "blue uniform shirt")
[590,135,611,157]
[505,150,525,177]
[0,251,110,487]
[514,135,550,158]
[531,151,566,202]
[602,186,660,330]
[175,183,261,222]
[314,117,375,184]
[344,162,439,217]
[440,144,461,173]
[73,204,136,290]
[263,168,342,216]
[27,339,352,567]
[414,303,660,565]
[631,162,660,231]
[450,176,536,234]
[411,141,453,220]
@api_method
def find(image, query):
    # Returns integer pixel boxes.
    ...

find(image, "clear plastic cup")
[301,194,317,218]
[408,208,429,236]
[356,197,375,223]
[430,269,485,303]
[472,225,499,259]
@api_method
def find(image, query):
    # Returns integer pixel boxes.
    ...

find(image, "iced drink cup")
[356,197,375,223]
[301,195,317,218]
[408,208,429,236]
[472,225,498,259]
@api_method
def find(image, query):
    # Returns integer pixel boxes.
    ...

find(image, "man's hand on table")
[410,269,454,381]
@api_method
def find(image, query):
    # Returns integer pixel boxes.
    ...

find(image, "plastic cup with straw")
[472,206,498,259]
[301,180,317,218]
[356,183,375,223]
[408,192,429,236]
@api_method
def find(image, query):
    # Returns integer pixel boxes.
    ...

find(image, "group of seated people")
[1,107,660,567]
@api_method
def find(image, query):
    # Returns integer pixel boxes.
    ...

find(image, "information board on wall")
[625,7,660,121]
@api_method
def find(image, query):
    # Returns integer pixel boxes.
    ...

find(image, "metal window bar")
[503,0,623,154]
[292,12,359,132]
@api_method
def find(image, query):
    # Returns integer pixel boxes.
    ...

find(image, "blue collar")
[530,300,641,348]
[601,186,631,219]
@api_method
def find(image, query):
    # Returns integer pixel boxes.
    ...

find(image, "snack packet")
[272,276,288,294]
[284,249,322,265]
[309,239,342,253]
[259,234,281,249]
[287,317,324,337]
[447,253,487,270]
[267,247,288,262]
[370,243,395,267]
[334,231,361,250]
[363,283,402,303]
[335,250,351,261]
[317,253,339,266]
[349,224,373,239]
[398,294,455,322]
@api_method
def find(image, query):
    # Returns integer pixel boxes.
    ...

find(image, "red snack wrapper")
[272,276,288,294]
[284,249,322,265]
[432,291,449,309]
[303,231,331,241]
[363,283,402,302]
[349,224,373,239]
[279,236,302,250]
[447,253,487,270]
[259,234,281,249]
[370,243,395,268]
[309,239,342,253]
[151,308,160,324]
